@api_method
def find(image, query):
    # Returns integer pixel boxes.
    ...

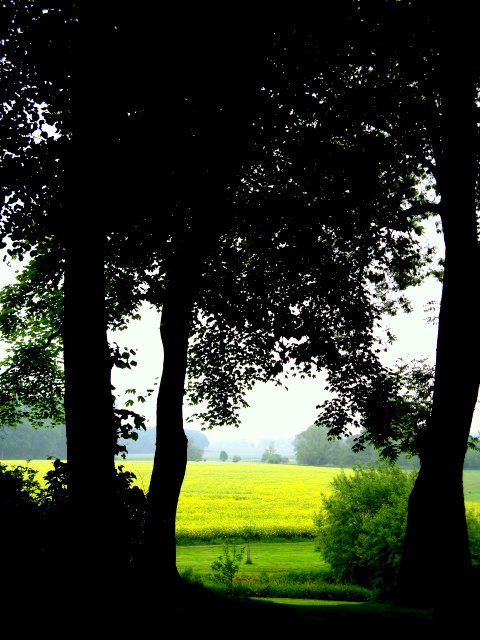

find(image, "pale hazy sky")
[1,221,477,443]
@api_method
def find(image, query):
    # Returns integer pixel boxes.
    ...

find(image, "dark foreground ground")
[174,582,434,634]
[2,577,433,635]
[13,570,480,633]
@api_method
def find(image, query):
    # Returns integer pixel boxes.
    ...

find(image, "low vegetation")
[0,457,475,611]
[177,540,370,600]
[314,465,416,594]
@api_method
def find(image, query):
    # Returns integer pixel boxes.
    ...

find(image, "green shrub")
[467,508,480,565]
[195,567,372,601]
[314,464,416,592]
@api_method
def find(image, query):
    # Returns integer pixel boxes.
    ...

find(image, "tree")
[0,3,118,593]
[0,2,158,604]
[261,441,277,463]
[219,451,228,462]
[186,441,204,462]
[210,541,245,594]
[187,8,480,609]
[282,6,480,608]
[294,425,342,466]
[185,429,210,451]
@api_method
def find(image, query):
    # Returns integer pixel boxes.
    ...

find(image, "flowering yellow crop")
[6,459,478,542]
[1,459,340,539]
[175,462,342,540]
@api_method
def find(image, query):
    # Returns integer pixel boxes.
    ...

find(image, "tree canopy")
[1,1,479,613]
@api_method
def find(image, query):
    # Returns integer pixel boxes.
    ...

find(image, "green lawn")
[176,540,329,578]
[464,470,480,504]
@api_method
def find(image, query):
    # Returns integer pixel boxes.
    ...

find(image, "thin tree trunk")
[144,274,191,585]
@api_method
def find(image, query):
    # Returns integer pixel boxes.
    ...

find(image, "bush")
[314,464,416,592]
[467,508,480,566]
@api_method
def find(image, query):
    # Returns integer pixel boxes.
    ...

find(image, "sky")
[1,221,477,444]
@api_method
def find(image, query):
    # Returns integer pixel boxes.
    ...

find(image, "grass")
[178,540,372,602]
[177,540,328,577]
[464,469,480,504]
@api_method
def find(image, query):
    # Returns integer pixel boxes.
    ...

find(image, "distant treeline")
[293,424,480,469]
[294,426,419,468]
[0,422,67,459]
[0,424,210,460]
[3,421,480,469]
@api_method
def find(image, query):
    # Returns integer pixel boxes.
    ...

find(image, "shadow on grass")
[175,580,433,633]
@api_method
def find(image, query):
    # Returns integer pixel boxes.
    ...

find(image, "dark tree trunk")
[399,31,479,612]
[59,5,118,613]
[62,224,117,572]
[144,274,191,585]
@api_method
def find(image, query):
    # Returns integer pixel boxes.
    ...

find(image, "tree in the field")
[148,7,434,596]
[185,429,210,451]
[261,442,277,463]
[294,425,342,467]
[219,450,228,462]
[186,441,204,462]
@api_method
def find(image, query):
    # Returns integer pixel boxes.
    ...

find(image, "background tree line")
[8,421,480,471]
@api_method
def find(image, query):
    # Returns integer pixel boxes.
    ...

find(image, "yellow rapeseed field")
[176,461,341,540]
[5,459,480,540]
[2,459,341,540]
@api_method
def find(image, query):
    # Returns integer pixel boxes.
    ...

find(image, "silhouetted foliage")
[2,2,479,610]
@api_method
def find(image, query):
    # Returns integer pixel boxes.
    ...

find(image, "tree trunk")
[62,223,117,573]
[144,274,191,586]
[399,30,479,611]
[60,5,118,615]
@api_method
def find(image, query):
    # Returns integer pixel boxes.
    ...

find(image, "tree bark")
[399,30,480,611]
[59,5,118,613]
[144,271,191,585]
